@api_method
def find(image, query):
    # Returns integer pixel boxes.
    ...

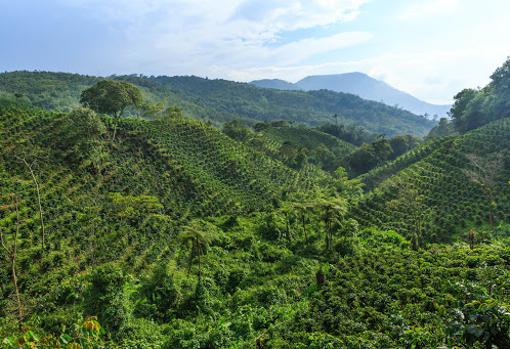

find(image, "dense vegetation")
[355,117,510,243]
[344,135,420,176]
[450,58,510,133]
[0,71,435,137]
[222,120,356,172]
[1,59,510,348]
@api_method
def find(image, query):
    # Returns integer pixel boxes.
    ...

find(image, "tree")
[159,105,184,121]
[426,118,455,140]
[292,202,314,241]
[451,58,510,133]
[84,264,132,335]
[223,120,251,142]
[80,80,143,117]
[347,144,379,175]
[18,157,45,251]
[389,135,419,159]
[490,57,510,90]
[180,220,217,279]
[138,101,164,119]
[333,167,364,202]
[2,142,47,251]
[53,108,108,170]
[314,197,348,251]
[387,183,434,249]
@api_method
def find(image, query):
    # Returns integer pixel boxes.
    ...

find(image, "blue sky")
[1,0,509,104]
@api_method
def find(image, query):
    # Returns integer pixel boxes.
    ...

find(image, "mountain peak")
[252,72,450,118]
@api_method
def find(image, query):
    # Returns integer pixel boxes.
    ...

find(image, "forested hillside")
[222,120,356,172]
[0,71,435,137]
[355,117,510,243]
[1,59,510,349]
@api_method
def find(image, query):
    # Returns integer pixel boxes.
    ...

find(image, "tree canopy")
[80,80,143,117]
[451,57,510,133]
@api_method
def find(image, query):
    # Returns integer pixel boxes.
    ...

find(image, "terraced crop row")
[0,105,331,251]
[353,118,510,241]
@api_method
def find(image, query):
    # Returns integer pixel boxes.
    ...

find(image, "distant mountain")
[251,72,451,118]
[0,71,436,137]
[250,79,298,91]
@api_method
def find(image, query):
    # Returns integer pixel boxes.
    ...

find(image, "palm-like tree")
[180,220,215,279]
[315,197,348,251]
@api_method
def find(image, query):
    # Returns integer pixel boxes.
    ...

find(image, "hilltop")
[0,71,436,137]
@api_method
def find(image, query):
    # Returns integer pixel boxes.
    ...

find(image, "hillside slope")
[0,71,435,137]
[1,103,510,349]
[354,118,510,241]
[0,102,328,225]
[228,124,358,172]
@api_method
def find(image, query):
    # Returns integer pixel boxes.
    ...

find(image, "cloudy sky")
[1,0,510,104]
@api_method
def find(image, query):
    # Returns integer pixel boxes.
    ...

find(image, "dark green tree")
[84,264,133,335]
[80,80,143,117]
[180,220,216,279]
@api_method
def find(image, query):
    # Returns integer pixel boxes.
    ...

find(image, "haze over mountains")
[251,72,451,118]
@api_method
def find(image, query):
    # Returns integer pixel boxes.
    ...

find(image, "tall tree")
[314,197,348,251]
[80,80,143,118]
[180,220,216,279]
[2,141,47,251]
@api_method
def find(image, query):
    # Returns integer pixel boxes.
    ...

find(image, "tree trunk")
[21,158,45,251]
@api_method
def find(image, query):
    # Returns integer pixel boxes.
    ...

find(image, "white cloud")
[49,0,510,105]
[398,0,460,20]
[222,47,509,104]
[58,0,370,75]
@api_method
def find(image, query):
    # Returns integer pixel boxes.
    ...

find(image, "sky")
[1,0,510,104]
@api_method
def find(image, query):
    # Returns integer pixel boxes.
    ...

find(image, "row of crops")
[354,118,510,241]
[0,104,332,242]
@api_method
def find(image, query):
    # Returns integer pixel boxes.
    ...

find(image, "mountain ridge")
[251,72,451,118]
[0,71,436,137]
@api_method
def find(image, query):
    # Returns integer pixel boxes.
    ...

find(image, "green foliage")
[345,135,420,176]
[1,317,105,349]
[84,264,133,335]
[451,57,510,133]
[318,122,376,146]
[355,117,510,242]
[1,66,510,349]
[426,117,457,140]
[51,108,108,169]
[222,120,356,172]
[80,80,143,117]
[138,263,182,322]
[0,71,435,136]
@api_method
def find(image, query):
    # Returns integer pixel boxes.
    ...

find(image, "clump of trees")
[451,57,510,133]
[318,122,375,146]
[345,135,420,176]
